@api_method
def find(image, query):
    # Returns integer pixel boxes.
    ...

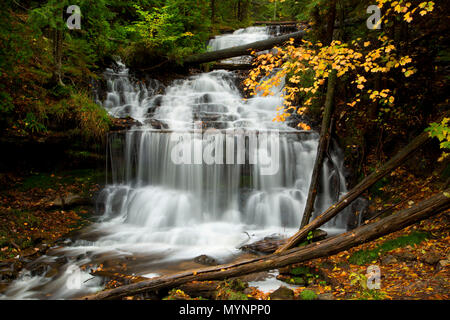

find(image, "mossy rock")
[299,289,318,300]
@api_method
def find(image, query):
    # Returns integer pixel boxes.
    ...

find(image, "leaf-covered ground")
[0,169,103,261]
[250,166,450,300]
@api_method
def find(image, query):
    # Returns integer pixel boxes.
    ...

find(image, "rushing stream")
[1,26,351,299]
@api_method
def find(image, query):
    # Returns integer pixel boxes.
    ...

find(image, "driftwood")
[275,130,431,253]
[184,30,306,65]
[80,189,450,300]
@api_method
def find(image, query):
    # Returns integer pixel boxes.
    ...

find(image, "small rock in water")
[269,286,295,300]
[193,255,218,266]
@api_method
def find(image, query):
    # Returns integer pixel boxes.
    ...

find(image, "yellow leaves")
[364,41,371,47]
[297,122,311,130]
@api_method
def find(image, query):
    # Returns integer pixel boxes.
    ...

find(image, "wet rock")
[381,255,398,265]
[240,230,327,254]
[29,263,48,277]
[269,286,295,300]
[147,119,169,129]
[193,255,218,266]
[51,193,91,209]
[45,268,59,278]
[420,252,441,265]
[347,197,369,230]
[0,269,17,282]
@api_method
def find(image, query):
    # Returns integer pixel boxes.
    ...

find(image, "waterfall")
[1,26,350,300]
[208,26,270,64]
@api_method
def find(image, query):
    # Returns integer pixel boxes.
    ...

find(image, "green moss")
[349,231,429,265]
[48,91,111,143]
[288,277,306,285]
[224,289,248,300]
[299,290,317,300]
[289,266,311,276]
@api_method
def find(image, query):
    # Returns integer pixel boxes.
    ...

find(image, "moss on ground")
[349,231,429,265]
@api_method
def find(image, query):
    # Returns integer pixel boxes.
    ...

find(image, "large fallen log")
[211,63,252,71]
[184,30,306,65]
[80,189,449,300]
[254,21,302,25]
[275,130,431,253]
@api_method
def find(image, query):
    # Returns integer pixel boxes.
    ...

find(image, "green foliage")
[126,1,210,60]
[349,231,429,265]
[17,168,104,193]
[49,91,111,142]
[289,266,311,276]
[299,289,317,300]
[426,118,450,161]
[23,112,47,133]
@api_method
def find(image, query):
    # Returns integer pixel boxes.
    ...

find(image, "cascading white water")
[99,60,164,122]
[208,26,270,64]
[1,26,350,299]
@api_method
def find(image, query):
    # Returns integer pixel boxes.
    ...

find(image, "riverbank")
[0,168,105,291]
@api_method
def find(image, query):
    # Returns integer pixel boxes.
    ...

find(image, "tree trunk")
[211,63,252,71]
[80,189,449,300]
[211,0,216,24]
[300,0,338,228]
[184,30,306,65]
[52,28,64,86]
[276,130,431,253]
[301,70,337,228]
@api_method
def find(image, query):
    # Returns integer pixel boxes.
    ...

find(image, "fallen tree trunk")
[254,21,302,25]
[211,63,252,71]
[80,189,449,300]
[184,30,306,65]
[178,281,221,299]
[275,130,431,253]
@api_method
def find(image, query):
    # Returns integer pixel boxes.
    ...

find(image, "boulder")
[420,252,441,265]
[193,255,218,266]
[51,193,91,209]
[394,251,416,262]
[269,286,295,300]
[381,254,398,265]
